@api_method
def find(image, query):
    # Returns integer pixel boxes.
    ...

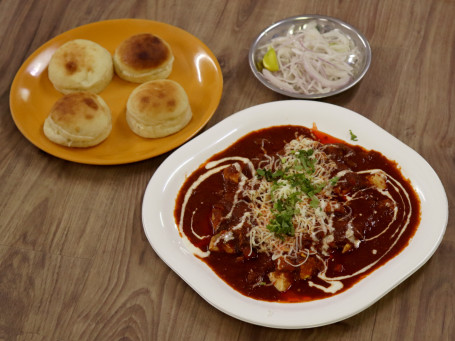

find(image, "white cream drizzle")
[190,209,210,240]
[317,170,413,288]
[218,163,248,222]
[206,156,255,174]
[179,157,256,258]
[231,212,251,230]
[308,279,344,294]
[179,164,231,258]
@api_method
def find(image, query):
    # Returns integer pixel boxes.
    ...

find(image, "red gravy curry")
[174,125,420,302]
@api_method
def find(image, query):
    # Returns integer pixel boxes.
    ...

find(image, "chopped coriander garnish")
[256,168,266,177]
[349,130,358,141]
[256,168,284,181]
[309,195,320,208]
[329,176,339,186]
[268,196,298,238]
[257,148,327,238]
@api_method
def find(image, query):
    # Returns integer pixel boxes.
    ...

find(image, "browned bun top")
[61,48,89,75]
[43,92,112,147]
[117,33,171,70]
[51,92,101,126]
[126,79,192,138]
[48,39,113,93]
[133,80,180,117]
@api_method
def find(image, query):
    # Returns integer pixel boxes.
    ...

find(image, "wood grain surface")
[1,0,454,340]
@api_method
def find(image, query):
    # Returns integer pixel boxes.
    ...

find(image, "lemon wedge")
[262,48,279,71]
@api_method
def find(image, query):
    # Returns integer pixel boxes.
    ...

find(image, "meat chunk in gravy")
[268,271,292,292]
[299,256,324,280]
[209,231,236,253]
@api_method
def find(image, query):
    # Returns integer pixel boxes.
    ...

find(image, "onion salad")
[258,21,360,95]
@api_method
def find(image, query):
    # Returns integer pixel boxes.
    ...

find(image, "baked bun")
[43,92,112,147]
[48,39,113,94]
[126,79,192,138]
[114,33,174,83]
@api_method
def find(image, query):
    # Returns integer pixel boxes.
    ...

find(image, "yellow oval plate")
[10,19,223,165]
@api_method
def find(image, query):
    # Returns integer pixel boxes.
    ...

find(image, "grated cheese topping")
[243,136,344,261]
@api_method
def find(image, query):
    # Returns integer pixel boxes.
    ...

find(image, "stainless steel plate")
[249,15,372,99]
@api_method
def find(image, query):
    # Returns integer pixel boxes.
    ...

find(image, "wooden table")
[1,0,453,339]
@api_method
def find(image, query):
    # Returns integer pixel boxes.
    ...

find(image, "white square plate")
[142,100,447,328]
